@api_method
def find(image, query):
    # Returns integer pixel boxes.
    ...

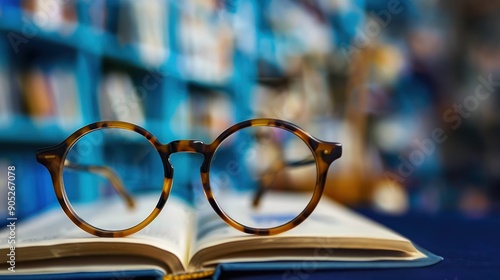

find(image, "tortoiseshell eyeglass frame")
[36,118,342,237]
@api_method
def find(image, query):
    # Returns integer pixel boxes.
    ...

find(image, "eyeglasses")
[37,118,342,237]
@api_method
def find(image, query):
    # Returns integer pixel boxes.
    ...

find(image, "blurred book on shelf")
[115,0,168,66]
[188,85,234,141]
[17,65,81,127]
[49,66,81,129]
[262,0,332,72]
[0,154,53,222]
[130,0,168,65]
[21,0,77,32]
[0,67,13,124]
[0,160,10,221]
[178,0,235,83]
[20,67,55,118]
[253,66,332,126]
[86,0,106,31]
[99,72,145,125]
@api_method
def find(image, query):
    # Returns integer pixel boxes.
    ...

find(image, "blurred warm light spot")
[372,180,408,214]
[459,188,490,218]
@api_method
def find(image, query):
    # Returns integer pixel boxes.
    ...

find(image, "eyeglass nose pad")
[160,153,174,179]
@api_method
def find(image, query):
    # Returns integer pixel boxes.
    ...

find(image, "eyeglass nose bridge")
[166,140,207,154]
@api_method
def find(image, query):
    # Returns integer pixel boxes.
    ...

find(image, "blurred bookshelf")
[0,0,376,223]
[3,0,495,224]
[0,0,262,221]
[0,0,435,222]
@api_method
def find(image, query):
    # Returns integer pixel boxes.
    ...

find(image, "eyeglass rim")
[204,118,339,235]
[36,118,342,237]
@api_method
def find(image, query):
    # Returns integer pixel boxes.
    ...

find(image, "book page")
[189,191,425,270]
[0,194,195,274]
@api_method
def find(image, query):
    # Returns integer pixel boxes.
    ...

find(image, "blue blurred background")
[0,0,499,222]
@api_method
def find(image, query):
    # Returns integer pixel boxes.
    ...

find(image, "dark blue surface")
[217,210,500,280]
[0,269,164,280]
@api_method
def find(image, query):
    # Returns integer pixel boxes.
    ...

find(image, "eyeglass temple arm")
[63,160,135,209]
[252,155,316,208]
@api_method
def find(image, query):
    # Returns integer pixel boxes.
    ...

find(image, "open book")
[0,192,441,279]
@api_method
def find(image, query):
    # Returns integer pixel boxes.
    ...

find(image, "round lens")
[62,128,165,231]
[209,125,317,229]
